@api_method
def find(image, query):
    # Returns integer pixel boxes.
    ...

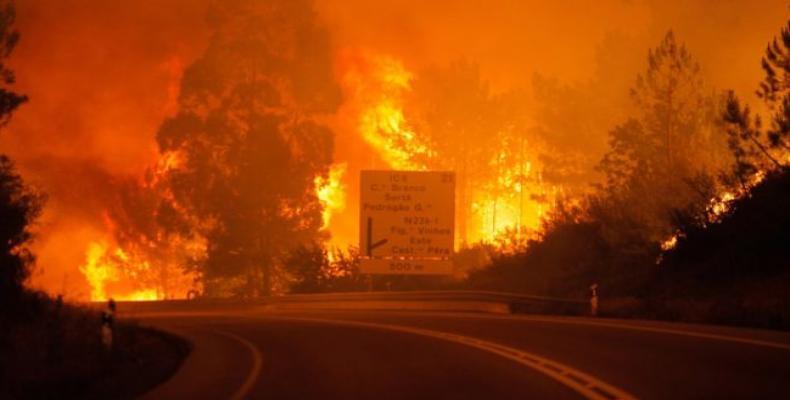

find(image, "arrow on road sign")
[366,217,388,256]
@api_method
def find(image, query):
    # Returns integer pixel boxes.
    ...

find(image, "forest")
[1,0,788,327]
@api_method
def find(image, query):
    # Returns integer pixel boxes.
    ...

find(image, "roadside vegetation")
[0,2,189,397]
[284,22,790,330]
[2,293,189,399]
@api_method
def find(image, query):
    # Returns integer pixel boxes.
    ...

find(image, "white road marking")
[265,315,637,400]
[513,316,790,350]
[212,329,264,400]
[332,310,790,351]
[127,309,790,351]
[421,313,790,351]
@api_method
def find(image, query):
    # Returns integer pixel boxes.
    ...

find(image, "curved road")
[131,306,790,399]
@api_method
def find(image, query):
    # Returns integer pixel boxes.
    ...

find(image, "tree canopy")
[155,0,341,296]
[0,1,42,309]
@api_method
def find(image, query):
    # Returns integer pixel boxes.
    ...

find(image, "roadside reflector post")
[589,283,599,317]
[101,298,116,350]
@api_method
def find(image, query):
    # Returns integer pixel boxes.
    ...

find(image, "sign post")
[359,170,455,275]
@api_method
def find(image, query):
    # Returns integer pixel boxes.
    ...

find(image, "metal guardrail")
[278,290,581,303]
[117,290,589,316]
[269,290,589,315]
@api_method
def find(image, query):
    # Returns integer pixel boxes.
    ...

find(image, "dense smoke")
[2,0,787,299]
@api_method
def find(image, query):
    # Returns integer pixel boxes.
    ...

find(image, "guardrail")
[117,290,589,316]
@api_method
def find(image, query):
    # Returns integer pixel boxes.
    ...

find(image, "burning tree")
[155,0,341,296]
[405,61,506,245]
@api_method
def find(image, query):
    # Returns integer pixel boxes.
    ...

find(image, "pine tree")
[0,1,42,309]
[597,31,726,242]
[723,21,790,183]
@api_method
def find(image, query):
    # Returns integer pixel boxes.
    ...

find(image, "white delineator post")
[589,283,599,317]
[101,298,116,350]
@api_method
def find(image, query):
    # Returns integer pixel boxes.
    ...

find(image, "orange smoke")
[335,50,554,247]
[339,52,431,171]
[5,1,784,299]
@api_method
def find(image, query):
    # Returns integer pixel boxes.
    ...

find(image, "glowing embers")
[660,234,679,251]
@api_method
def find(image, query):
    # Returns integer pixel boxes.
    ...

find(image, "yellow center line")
[473,314,790,351]
[365,311,790,351]
[263,315,637,400]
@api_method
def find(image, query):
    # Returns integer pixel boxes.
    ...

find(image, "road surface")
[129,303,790,399]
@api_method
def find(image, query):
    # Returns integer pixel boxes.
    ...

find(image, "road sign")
[360,259,454,275]
[359,170,455,274]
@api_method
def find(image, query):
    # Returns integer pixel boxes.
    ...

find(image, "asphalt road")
[131,305,790,400]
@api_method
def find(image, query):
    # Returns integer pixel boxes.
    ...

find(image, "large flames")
[341,53,431,171]
[9,1,783,302]
[79,234,205,302]
[74,51,559,300]
[80,242,158,301]
[77,148,205,302]
[339,52,555,247]
[659,171,768,254]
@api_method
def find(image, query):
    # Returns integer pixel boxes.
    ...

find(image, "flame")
[315,163,347,229]
[337,52,555,249]
[341,53,430,170]
[709,191,736,219]
[659,170,768,257]
[122,289,159,301]
[80,242,117,301]
[660,234,679,251]
[80,242,158,301]
[707,170,765,222]
[74,146,206,302]
[79,241,158,302]
[470,149,553,245]
[79,237,203,302]
[157,150,185,174]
